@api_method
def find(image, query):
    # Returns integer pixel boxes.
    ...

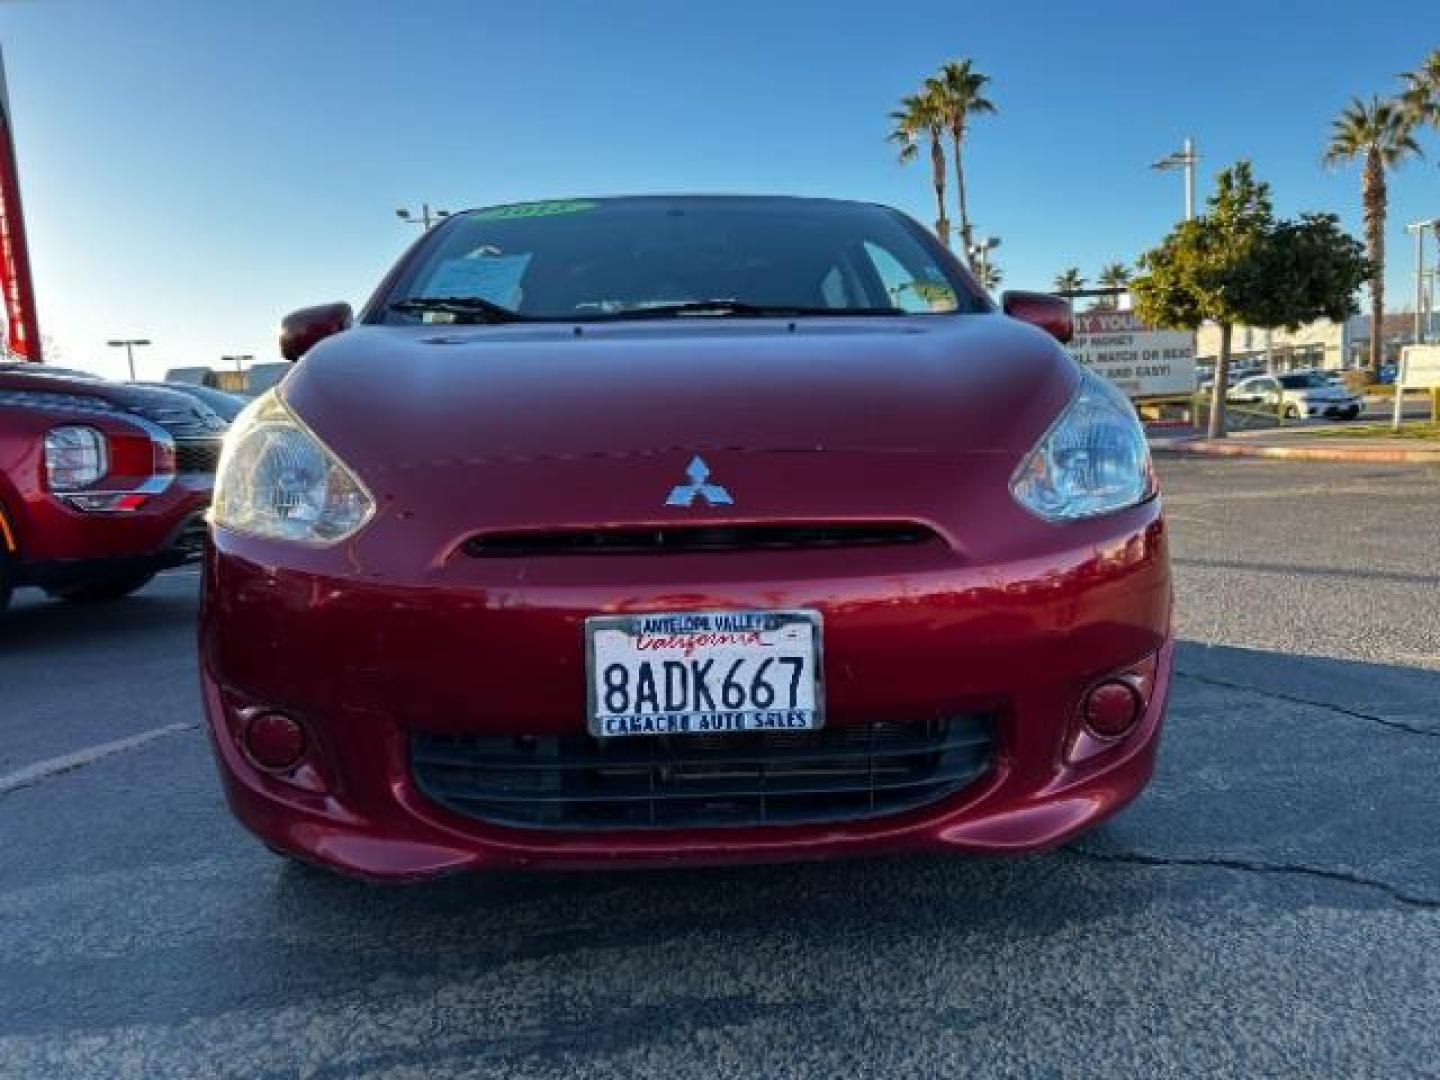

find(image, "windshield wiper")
[390,296,524,323]
[596,299,906,320]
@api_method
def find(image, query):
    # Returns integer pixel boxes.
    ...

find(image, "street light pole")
[1151,137,1200,221]
[106,338,151,381]
[1184,137,1195,221]
[396,203,450,230]
[1408,219,1440,345]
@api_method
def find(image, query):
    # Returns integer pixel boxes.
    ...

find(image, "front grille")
[128,400,228,440]
[175,439,222,475]
[463,523,936,557]
[410,715,992,830]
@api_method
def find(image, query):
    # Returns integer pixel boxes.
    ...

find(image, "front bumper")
[201,503,1173,880]
[11,476,211,590]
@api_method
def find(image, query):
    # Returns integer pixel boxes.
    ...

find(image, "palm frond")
[1324,95,1422,168]
[1097,262,1131,289]
[1399,49,1440,125]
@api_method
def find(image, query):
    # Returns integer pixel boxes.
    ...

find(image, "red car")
[0,363,220,610]
[202,196,1171,881]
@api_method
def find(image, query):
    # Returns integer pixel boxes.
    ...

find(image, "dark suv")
[0,362,224,611]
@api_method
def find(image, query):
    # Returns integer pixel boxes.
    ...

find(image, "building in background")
[1196,312,1440,374]
[165,362,289,397]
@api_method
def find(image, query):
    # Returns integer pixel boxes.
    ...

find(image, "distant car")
[201,193,1172,881]
[0,364,224,610]
[137,381,249,422]
[1378,363,1398,385]
[1228,371,1361,421]
[1198,365,1259,394]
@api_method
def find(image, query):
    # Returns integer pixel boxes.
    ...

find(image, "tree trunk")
[1208,322,1231,439]
[1363,150,1386,380]
[930,134,951,248]
[951,129,973,264]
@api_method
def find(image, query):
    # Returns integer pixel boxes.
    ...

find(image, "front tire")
[0,553,12,614]
[51,570,156,604]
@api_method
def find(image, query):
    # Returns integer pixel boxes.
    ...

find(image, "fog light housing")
[1067,652,1160,766]
[242,712,307,772]
[1083,680,1143,739]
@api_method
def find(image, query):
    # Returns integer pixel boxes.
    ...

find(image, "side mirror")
[279,302,354,362]
[1001,290,1074,344]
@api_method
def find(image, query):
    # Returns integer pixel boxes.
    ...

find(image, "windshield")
[1278,373,1327,389]
[378,197,982,323]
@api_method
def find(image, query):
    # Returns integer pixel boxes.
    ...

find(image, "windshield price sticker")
[425,254,531,307]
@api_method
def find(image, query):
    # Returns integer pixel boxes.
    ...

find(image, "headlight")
[212,391,374,544]
[45,425,108,491]
[1011,372,1156,522]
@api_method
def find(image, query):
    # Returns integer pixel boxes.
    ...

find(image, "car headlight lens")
[212,391,374,544]
[1011,372,1156,522]
[45,425,108,491]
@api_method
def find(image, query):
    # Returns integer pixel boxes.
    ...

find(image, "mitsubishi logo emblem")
[665,455,733,507]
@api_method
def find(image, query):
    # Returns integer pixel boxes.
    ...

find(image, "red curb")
[1154,439,1440,464]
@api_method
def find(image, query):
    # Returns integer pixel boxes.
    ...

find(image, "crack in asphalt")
[1067,847,1439,911]
[1174,669,1439,739]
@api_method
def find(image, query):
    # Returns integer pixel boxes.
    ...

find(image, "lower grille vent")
[411,715,992,830]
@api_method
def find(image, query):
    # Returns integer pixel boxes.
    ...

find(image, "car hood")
[286,315,1079,468]
[0,368,227,437]
[279,316,1083,548]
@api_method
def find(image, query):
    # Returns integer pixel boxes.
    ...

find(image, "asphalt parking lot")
[2,457,1438,1078]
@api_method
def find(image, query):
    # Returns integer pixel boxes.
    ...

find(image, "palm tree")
[888,90,950,247]
[1053,267,1085,294]
[1324,96,1423,377]
[927,59,996,263]
[1092,262,1130,309]
[1098,262,1131,290]
[1400,49,1440,130]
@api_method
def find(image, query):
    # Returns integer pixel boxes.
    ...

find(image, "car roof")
[454,194,893,216]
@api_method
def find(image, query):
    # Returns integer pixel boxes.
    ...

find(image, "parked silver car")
[1228,371,1361,421]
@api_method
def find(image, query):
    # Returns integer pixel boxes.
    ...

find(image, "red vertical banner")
[0,47,41,361]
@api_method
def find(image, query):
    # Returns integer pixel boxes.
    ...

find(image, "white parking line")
[0,722,198,796]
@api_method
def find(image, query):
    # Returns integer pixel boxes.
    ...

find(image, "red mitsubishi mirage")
[201,196,1171,881]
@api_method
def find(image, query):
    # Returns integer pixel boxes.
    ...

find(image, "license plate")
[585,610,823,738]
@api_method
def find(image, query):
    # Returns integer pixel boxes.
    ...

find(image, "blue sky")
[3,0,1437,379]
